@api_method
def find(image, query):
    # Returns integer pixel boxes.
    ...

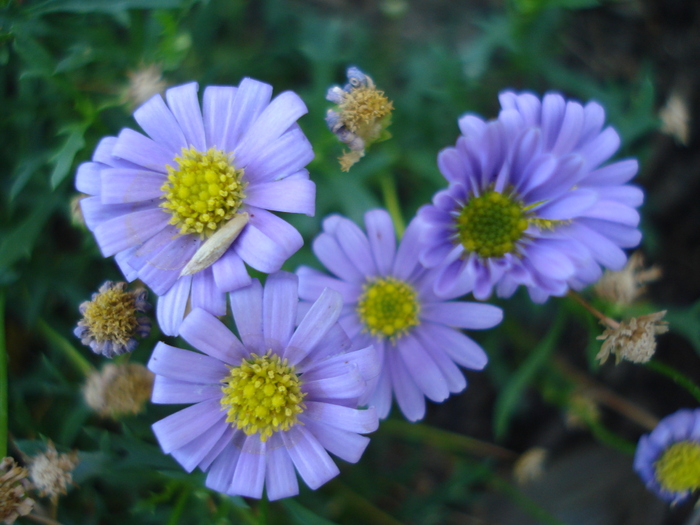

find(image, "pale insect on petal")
[180,212,250,277]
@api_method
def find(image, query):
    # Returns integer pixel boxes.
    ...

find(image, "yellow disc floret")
[160,146,246,238]
[339,86,393,135]
[220,352,305,442]
[456,190,529,258]
[356,277,420,341]
[655,441,700,493]
[82,283,139,348]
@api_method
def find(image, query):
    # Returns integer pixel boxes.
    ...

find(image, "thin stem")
[554,357,659,431]
[585,418,637,454]
[257,493,268,525]
[36,318,93,377]
[487,475,567,525]
[380,419,517,461]
[379,173,405,237]
[332,481,406,525]
[646,360,700,405]
[26,514,64,525]
[567,290,619,329]
[0,291,7,457]
[166,487,189,525]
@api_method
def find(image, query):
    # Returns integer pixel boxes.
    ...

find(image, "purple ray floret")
[296,210,503,422]
[148,272,378,500]
[417,90,643,302]
[76,80,316,335]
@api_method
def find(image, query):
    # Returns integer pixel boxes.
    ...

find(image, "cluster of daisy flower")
[67,66,687,506]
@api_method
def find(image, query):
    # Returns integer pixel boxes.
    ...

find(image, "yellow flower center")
[220,353,305,442]
[456,190,530,258]
[160,146,246,238]
[339,86,393,135]
[356,277,420,341]
[82,285,139,347]
[655,441,700,493]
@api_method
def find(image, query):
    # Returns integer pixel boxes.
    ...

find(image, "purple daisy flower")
[76,80,316,335]
[148,271,379,500]
[634,408,700,505]
[296,210,503,422]
[417,90,643,302]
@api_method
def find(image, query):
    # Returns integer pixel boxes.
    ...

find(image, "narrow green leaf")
[50,127,86,188]
[494,312,565,440]
[27,0,185,15]
[12,31,54,78]
[9,156,45,201]
[54,42,97,74]
[0,196,57,272]
[282,499,340,525]
[664,300,700,354]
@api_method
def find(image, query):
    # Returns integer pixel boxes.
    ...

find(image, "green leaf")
[0,195,58,272]
[666,300,700,354]
[54,42,98,73]
[12,31,54,78]
[50,126,86,188]
[27,0,186,15]
[9,156,46,201]
[493,312,565,440]
[282,499,340,525]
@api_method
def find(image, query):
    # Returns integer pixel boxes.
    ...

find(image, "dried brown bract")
[596,311,669,364]
[0,457,34,524]
[84,363,154,418]
[594,251,661,306]
[28,442,78,500]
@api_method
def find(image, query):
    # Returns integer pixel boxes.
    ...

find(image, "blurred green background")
[1,0,700,523]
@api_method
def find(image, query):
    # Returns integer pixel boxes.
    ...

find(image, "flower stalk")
[0,291,7,458]
[37,318,94,377]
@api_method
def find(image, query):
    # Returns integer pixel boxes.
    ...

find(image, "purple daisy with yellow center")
[297,210,502,422]
[418,90,642,302]
[634,408,700,505]
[149,272,379,500]
[76,80,315,335]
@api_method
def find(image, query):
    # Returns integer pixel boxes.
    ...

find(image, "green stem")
[585,418,637,454]
[380,419,517,461]
[166,487,189,525]
[36,318,93,377]
[645,360,700,405]
[229,502,259,525]
[379,173,404,237]
[332,481,405,525]
[488,474,567,525]
[0,291,7,457]
[257,493,268,525]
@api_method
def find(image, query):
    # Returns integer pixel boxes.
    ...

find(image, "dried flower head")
[596,311,669,364]
[84,363,154,418]
[513,447,548,485]
[125,64,167,109]
[594,251,662,306]
[326,67,393,172]
[28,442,78,499]
[74,281,151,358]
[659,92,690,146]
[0,457,34,524]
